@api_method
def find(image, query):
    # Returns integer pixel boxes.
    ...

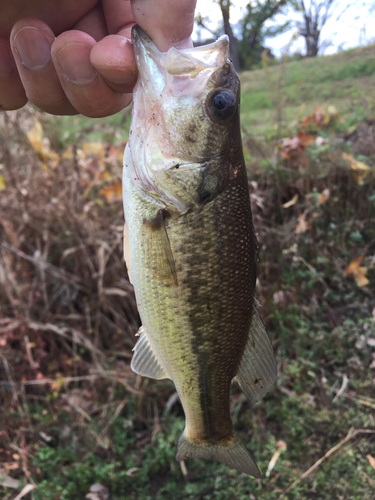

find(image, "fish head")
[128,25,241,212]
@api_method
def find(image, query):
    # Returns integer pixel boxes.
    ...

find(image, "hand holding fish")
[0,0,196,116]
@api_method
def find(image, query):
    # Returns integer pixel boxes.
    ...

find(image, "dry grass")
[0,106,139,410]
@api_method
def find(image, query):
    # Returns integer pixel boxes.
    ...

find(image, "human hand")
[0,0,196,117]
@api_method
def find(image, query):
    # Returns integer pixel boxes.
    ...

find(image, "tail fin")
[175,431,261,478]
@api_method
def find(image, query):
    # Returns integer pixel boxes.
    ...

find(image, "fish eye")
[206,89,237,122]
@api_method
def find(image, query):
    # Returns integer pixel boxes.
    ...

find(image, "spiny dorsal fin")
[235,306,277,404]
[131,327,170,380]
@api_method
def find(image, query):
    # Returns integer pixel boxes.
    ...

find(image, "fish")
[122,25,277,478]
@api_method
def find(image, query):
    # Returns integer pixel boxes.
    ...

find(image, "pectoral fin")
[123,222,133,284]
[235,306,277,404]
[131,326,170,380]
[143,209,178,287]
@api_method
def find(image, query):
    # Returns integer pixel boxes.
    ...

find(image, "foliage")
[238,0,291,68]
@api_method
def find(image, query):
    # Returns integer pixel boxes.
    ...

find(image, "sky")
[194,0,375,57]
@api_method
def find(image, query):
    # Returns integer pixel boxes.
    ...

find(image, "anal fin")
[235,305,277,404]
[131,327,170,380]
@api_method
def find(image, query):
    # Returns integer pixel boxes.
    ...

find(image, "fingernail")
[54,44,97,85]
[0,42,14,76]
[14,27,51,70]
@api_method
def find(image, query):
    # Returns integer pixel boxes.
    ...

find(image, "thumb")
[131,0,197,51]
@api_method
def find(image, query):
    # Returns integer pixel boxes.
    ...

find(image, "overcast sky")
[194,0,375,57]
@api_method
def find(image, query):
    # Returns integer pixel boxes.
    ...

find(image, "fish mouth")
[132,25,230,93]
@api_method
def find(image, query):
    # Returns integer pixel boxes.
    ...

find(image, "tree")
[292,0,336,57]
[238,1,292,68]
[196,1,291,70]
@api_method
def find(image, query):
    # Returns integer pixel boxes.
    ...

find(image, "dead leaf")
[99,181,122,203]
[366,454,375,470]
[126,467,139,477]
[0,473,20,489]
[312,106,327,127]
[342,153,370,185]
[317,188,330,204]
[283,194,299,208]
[344,255,369,287]
[296,213,310,234]
[266,440,287,477]
[86,483,110,500]
[26,121,60,166]
[297,130,315,147]
[0,174,6,191]
[13,484,36,500]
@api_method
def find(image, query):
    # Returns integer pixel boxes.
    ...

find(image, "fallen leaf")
[343,153,370,185]
[295,213,310,234]
[312,106,327,127]
[126,467,140,477]
[27,121,60,166]
[0,473,20,489]
[297,130,315,147]
[86,483,110,500]
[318,188,330,204]
[266,440,287,477]
[13,484,36,500]
[99,181,122,203]
[0,174,5,190]
[344,255,369,287]
[366,454,375,470]
[283,194,299,208]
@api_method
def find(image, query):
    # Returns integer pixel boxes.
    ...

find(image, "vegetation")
[1,44,375,500]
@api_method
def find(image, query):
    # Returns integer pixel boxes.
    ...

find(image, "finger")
[10,18,76,115]
[0,38,27,110]
[51,30,132,118]
[72,2,108,42]
[131,0,197,50]
[102,0,135,37]
[90,34,137,93]
[93,0,137,93]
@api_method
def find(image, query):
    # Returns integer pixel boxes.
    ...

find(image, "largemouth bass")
[122,25,277,477]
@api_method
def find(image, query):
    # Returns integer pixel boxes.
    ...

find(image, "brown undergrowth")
[0,102,375,499]
[0,106,139,408]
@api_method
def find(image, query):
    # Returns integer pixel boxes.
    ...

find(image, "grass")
[240,43,375,138]
[1,43,375,499]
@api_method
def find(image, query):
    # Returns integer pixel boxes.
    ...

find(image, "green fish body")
[122,26,277,477]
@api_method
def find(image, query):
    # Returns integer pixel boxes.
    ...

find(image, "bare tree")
[295,0,336,56]
[218,0,241,71]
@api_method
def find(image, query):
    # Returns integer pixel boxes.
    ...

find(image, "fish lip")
[132,23,229,62]
[132,25,161,55]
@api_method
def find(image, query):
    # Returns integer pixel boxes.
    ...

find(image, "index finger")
[102,0,135,38]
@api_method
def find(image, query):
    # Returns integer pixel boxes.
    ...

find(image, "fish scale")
[122,25,277,477]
